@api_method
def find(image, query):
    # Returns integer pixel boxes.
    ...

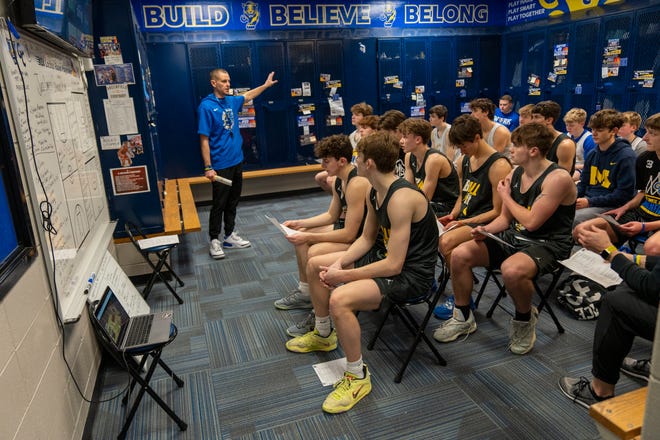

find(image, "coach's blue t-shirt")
[197,93,244,169]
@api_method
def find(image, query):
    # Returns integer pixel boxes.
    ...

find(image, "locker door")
[188,44,221,106]
[501,33,525,110]
[627,8,660,121]
[404,38,428,118]
[288,41,317,163]
[377,39,404,114]
[524,30,547,105]
[254,42,291,166]
[478,35,501,101]
[598,13,633,110]
[429,37,456,120]
[221,43,260,167]
[546,25,570,113]
[343,38,378,119]
[456,36,481,109]
[317,40,345,139]
[570,20,600,115]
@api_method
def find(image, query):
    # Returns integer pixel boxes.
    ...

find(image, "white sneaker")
[209,239,225,259]
[509,307,538,355]
[223,232,251,248]
[433,308,477,342]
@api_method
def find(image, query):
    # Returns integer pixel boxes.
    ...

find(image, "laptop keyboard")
[124,314,154,347]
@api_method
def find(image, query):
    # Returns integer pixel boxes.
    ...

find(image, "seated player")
[400,117,459,217]
[620,111,647,156]
[573,109,636,226]
[494,94,520,132]
[429,104,459,164]
[470,98,512,156]
[315,106,376,194]
[518,104,535,126]
[285,131,439,413]
[379,109,407,178]
[438,115,512,264]
[434,122,576,354]
[572,112,660,256]
[274,135,370,314]
[563,108,596,181]
[531,100,576,174]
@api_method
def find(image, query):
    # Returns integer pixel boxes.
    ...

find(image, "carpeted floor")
[86,190,651,440]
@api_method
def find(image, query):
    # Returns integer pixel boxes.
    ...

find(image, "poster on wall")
[110,165,150,196]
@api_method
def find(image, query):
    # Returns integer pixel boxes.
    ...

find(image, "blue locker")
[545,25,571,113]
[501,34,525,109]
[404,39,428,118]
[569,20,600,116]
[288,41,317,162]
[627,8,660,122]
[317,40,346,139]
[377,39,405,114]
[597,13,634,111]
[343,38,378,118]
[254,42,291,166]
[429,37,457,120]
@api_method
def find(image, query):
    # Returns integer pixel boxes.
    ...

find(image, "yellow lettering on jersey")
[381,226,391,247]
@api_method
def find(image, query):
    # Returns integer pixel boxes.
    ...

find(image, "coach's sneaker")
[223,232,251,248]
[274,289,313,310]
[286,329,337,353]
[620,357,651,381]
[433,309,477,342]
[509,307,538,355]
[209,239,225,259]
[322,365,372,414]
[286,311,316,337]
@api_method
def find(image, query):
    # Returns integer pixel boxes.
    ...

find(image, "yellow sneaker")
[322,365,372,414]
[285,329,337,353]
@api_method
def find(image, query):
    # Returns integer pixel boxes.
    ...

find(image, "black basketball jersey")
[409,149,460,211]
[509,163,575,243]
[369,179,438,279]
[548,133,576,175]
[458,152,507,220]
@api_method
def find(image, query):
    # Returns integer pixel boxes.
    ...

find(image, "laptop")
[94,286,173,351]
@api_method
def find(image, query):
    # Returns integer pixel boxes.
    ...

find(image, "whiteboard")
[0,19,112,322]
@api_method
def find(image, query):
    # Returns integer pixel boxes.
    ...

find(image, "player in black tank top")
[435,122,576,355]
[370,179,439,292]
[409,149,459,216]
[548,133,576,175]
[458,152,507,220]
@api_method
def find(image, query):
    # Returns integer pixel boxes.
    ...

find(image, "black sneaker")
[558,376,611,409]
[620,357,651,382]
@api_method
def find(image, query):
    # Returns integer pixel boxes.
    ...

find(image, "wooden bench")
[589,386,646,440]
[167,164,323,234]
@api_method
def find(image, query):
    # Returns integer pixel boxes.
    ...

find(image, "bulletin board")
[0,19,113,322]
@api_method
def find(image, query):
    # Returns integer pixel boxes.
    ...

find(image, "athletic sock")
[347,357,365,379]
[456,305,472,321]
[315,315,331,337]
[298,282,310,296]
[514,310,531,322]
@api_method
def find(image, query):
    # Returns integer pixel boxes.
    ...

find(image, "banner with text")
[131,0,505,32]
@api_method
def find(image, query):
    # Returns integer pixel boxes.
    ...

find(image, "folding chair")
[125,222,184,304]
[87,303,187,440]
[367,254,449,383]
[474,264,566,333]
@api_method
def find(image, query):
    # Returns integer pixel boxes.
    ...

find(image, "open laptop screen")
[95,286,130,346]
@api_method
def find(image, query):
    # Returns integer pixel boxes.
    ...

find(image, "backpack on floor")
[556,274,608,321]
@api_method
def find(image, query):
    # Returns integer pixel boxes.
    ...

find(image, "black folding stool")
[367,254,450,383]
[88,304,187,440]
[474,264,566,333]
[125,222,184,304]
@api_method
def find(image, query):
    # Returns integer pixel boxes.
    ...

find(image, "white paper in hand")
[265,215,298,236]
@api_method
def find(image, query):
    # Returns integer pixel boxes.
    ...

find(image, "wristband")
[641,222,646,233]
[204,165,213,172]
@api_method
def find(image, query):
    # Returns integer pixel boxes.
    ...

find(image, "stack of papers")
[560,248,623,288]
[265,215,298,236]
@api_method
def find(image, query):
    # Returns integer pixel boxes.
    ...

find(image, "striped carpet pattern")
[87,190,651,439]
